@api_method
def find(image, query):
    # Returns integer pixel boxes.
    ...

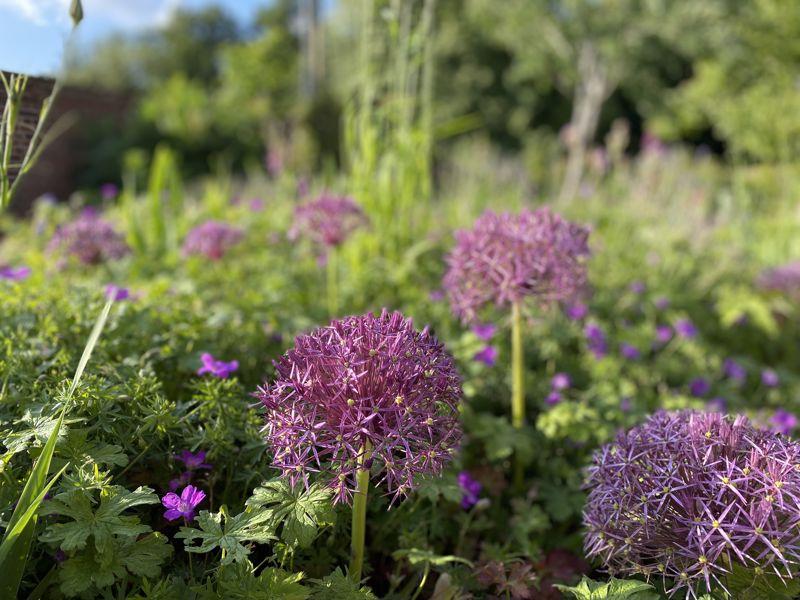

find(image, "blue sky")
[0,0,273,75]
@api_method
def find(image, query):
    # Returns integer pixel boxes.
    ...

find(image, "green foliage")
[555,576,660,600]
[176,506,275,565]
[310,568,378,600]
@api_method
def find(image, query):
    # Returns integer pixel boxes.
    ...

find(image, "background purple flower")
[771,409,798,435]
[762,368,779,388]
[723,358,746,383]
[100,182,119,200]
[629,281,645,294]
[654,325,672,344]
[289,194,368,249]
[182,220,244,260]
[565,302,588,320]
[105,284,130,301]
[674,318,698,339]
[473,346,498,367]
[619,343,640,360]
[471,323,496,341]
[585,410,800,597]
[197,353,239,378]
[47,212,130,266]
[689,377,710,397]
[705,397,727,413]
[584,323,608,359]
[256,309,462,505]
[545,391,562,406]
[162,485,205,521]
[654,296,670,310]
[175,450,212,471]
[757,261,800,297]
[457,471,482,509]
[443,208,591,323]
[551,372,571,390]
[0,265,31,281]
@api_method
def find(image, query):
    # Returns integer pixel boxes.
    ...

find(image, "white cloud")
[0,0,184,29]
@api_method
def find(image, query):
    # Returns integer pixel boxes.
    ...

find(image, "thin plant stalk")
[511,301,525,487]
[349,440,372,582]
[326,247,338,318]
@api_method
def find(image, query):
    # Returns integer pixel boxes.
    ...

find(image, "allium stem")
[326,246,338,317]
[349,442,371,582]
[511,302,525,429]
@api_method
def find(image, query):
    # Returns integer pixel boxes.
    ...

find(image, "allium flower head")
[443,208,591,323]
[585,410,800,598]
[289,194,368,249]
[182,220,244,260]
[47,212,130,266]
[256,309,462,505]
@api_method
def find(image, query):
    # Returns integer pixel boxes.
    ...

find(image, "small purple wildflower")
[655,325,672,344]
[289,194,368,249]
[471,323,496,341]
[473,346,498,367]
[175,450,212,471]
[757,261,800,297]
[654,296,670,310]
[689,377,710,397]
[429,289,445,302]
[162,485,205,521]
[168,471,192,492]
[443,208,591,323]
[619,343,640,360]
[47,212,130,266]
[249,198,265,212]
[100,183,119,200]
[723,358,746,383]
[457,471,482,509]
[0,265,31,281]
[675,318,698,339]
[545,391,562,406]
[629,281,646,294]
[551,372,571,391]
[105,284,130,301]
[256,310,462,505]
[565,302,589,321]
[197,353,239,379]
[771,409,798,435]
[54,549,67,564]
[619,397,632,412]
[182,221,244,260]
[584,323,608,359]
[585,410,800,597]
[762,368,780,388]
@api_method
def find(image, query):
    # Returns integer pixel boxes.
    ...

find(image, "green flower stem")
[326,246,338,318]
[511,302,525,488]
[349,441,372,583]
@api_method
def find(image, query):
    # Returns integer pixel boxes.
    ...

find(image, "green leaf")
[554,576,660,600]
[208,562,309,600]
[724,564,800,600]
[310,568,378,600]
[247,479,335,548]
[176,506,276,565]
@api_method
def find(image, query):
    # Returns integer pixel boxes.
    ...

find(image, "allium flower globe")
[47,212,130,266]
[182,220,244,260]
[443,208,590,323]
[289,194,368,249]
[584,410,800,597]
[256,310,462,504]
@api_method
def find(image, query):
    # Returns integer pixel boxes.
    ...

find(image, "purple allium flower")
[443,208,591,323]
[619,343,640,360]
[762,369,780,388]
[585,410,800,597]
[584,323,608,359]
[689,377,710,397]
[471,322,496,341]
[757,261,800,297]
[104,284,130,301]
[655,325,672,344]
[565,302,589,321]
[162,485,205,521]
[175,450,212,471]
[723,358,746,383]
[0,265,31,281]
[47,212,130,266]
[100,183,119,200]
[629,281,646,294]
[168,471,192,492]
[655,296,670,310]
[289,194,368,249]
[551,372,571,391]
[473,345,498,367]
[771,409,798,435]
[255,310,462,505]
[197,353,239,379]
[545,391,562,406]
[182,220,244,260]
[675,318,698,339]
[458,471,482,509]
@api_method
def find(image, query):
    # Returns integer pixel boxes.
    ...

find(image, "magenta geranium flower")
[551,372,571,390]
[289,193,368,249]
[175,450,212,471]
[0,265,31,281]
[182,220,244,260]
[47,212,130,266]
[457,471,482,509]
[255,309,462,505]
[473,346,498,367]
[197,353,238,378]
[471,323,496,341]
[585,410,800,597]
[162,485,205,521]
[105,284,130,301]
[443,208,591,323]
